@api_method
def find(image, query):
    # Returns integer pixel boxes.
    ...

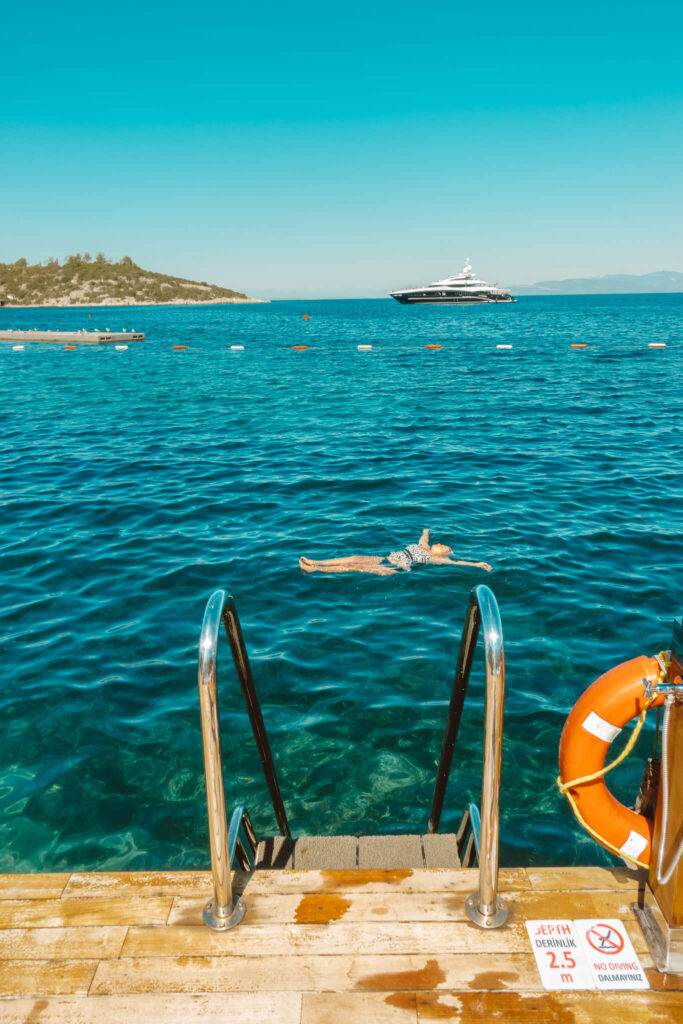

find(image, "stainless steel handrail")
[467,802,481,860]
[199,590,246,930]
[228,806,258,871]
[464,586,508,928]
[428,584,508,928]
[198,588,289,930]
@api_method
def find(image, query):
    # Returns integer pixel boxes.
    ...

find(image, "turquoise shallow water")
[0,295,681,872]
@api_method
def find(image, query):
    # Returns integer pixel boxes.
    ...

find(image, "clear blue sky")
[2,1,681,297]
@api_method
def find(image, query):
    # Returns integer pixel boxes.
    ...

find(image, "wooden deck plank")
[0,959,98,996]
[90,951,683,996]
[302,991,418,1023]
[241,867,531,895]
[0,993,303,1023]
[0,926,127,960]
[0,896,173,929]
[63,872,213,898]
[166,888,637,927]
[416,991,683,1022]
[122,921,532,957]
[62,868,533,897]
[89,952,539,995]
[526,866,647,891]
[0,874,71,900]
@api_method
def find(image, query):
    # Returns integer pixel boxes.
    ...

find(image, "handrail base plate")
[203,896,247,931]
[465,892,509,929]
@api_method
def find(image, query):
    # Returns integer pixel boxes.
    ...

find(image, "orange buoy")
[425,344,442,349]
[64,345,77,350]
[293,345,307,350]
[570,344,588,349]
[173,345,187,350]
[303,314,310,321]
[558,653,670,867]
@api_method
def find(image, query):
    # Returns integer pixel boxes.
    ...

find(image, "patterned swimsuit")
[387,544,433,571]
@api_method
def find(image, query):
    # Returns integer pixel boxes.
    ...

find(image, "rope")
[561,786,649,869]
[558,694,656,795]
[557,650,671,868]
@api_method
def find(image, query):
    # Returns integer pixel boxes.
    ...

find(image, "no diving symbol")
[586,923,624,955]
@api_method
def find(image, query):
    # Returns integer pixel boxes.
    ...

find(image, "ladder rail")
[199,584,506,929]
[198,588,289,931]
[428,589,481,833]
[428,584,508,928]
[221,594,290,837]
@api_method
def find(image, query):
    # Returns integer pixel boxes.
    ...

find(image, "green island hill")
[0,254,265,307]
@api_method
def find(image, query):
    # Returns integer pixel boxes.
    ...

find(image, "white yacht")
[390,258,515,304]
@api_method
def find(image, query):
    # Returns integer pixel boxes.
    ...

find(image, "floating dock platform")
[0,330,144,344]
[0,866,680,1022]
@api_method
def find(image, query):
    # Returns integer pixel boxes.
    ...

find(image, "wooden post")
[633,629,683,972]
[649,698,683,927]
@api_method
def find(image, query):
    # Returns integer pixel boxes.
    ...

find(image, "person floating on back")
[299,529,492,576]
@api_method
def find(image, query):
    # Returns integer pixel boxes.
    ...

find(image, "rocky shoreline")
[2,297,269,308]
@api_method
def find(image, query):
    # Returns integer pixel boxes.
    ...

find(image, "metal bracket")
[632,890,683,974]
[644,651,683,701]
[203,896,247,931]
[465,893,509,929]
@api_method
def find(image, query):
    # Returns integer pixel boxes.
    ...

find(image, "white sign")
[525,920,594,990]
[575,918,649,990]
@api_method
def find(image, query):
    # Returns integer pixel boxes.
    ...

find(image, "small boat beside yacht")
[391,257,516,304]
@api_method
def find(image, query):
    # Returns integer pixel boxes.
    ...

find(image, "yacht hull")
[391,293,516,305]
[391,259,516,305]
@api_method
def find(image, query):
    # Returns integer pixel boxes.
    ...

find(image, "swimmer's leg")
[300,555,384,568]
[299,558,395,575]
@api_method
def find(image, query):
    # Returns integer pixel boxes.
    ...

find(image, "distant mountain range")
[513,271,683,295]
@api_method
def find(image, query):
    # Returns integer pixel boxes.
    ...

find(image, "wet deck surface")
[1,866,681,1021]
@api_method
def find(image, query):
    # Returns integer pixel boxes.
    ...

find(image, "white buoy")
[230,345,245,350]
[12,345,25,351]
[115,345,128,351]
[357,344,372,351]
[648,343,666,348]
[496,344,513,349]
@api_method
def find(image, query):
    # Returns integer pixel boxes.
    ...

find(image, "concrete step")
[254,833,461,870]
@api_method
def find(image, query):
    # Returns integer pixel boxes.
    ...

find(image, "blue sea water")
[0,295,681,873]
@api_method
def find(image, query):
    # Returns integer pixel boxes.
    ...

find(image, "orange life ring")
[558,654,669,867]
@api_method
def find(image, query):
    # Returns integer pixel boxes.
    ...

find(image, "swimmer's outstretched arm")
[432,557,493,571]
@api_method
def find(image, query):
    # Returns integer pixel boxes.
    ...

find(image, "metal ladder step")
[254,833,462,870]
